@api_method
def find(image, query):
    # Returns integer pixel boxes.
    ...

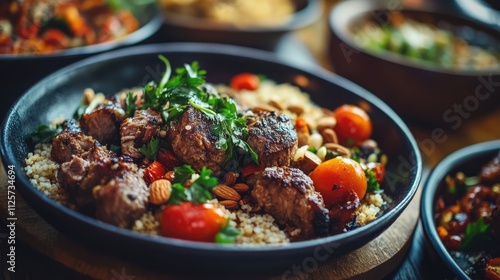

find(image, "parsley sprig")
[168,165,218,205]
[29,124,62,144]
[216,224,241,244]
[139,138,160,160]
[459,218,491,251]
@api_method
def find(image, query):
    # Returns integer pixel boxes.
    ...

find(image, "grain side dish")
[0,0,139,54]
[25,57,387,244]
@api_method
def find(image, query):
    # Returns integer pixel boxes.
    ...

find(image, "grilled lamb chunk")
[51,119,95,163]
[248,166,330,239]
[80,100,126,145]
[480,151,500,184]
[246,111,298,167]
[120,108,163,159]
[491,201,500,241]
[328,190,360,234]
[93,171,149,228]
[167,106,227,174]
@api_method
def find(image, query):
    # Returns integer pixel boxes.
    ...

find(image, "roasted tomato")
[144,160,166,184]
[160,202,227,242]
[157,149,182,171]
[333,105,372,146]
[366,162,385,184]
[310,157,367,206]
[230,73,260,91]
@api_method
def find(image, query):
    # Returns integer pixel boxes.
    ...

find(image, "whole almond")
[232,183,250,193]
[268,100,284,110]
[149,179,172,205]
[287,105,304,115]
[316,116,336,132]
[324,143,351,158]
[219,200,239,210]
[321,128,338,144]
[212,184,241,201]
[222,172,238,186]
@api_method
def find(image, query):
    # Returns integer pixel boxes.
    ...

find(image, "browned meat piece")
[93,171,149,228]
[80,101,126,145]
[246,111,297,167]
[329,190,360,234]
[248,166,329,239]
[490,201,500,240]
[460,186,493,220]
[480,152,500,184]
[51,119,95,163]
[167,106,226,173]
[120,108,163,159]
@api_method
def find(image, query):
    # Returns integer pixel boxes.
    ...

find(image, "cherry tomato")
[333,105,372,146]
[366,162,385,184]
[310,157,367,206]
[43,29,69,48]
[160,202,227,242]
[157,149,181,171]
[485,257,500,280]
[144,160,166,184]
[230,73,260,91]
[241,164,262,177]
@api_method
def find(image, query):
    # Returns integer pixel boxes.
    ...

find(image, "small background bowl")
[421,140,500,279]
[158,0,322,50]
[328,0,500,126]
[0,3,162,119]
[0,42,421,275]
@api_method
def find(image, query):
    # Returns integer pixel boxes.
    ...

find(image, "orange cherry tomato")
[230,73,260,91]
[310,157,367,206]
[333,105,372,147]
[144,160,166,184]
[366,162,385,184]
[160,202,227,242]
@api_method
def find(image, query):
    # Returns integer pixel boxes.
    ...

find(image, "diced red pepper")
[144,161,166,184]
[230,73,260,91]
[157,149,181,171]
[241,164,262,177]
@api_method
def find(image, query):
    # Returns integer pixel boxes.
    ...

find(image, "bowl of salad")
[1,42,422,275]
[328,0,500,126]
[421,140,500,279]
[0,0,162,119]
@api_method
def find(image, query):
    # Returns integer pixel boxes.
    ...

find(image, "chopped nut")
[316,116,336,132]
[268,100,283,110]
[321,128,338,144]
[149,179,172,205]
[287,105,304,115]
[324,143,351,158]
[296,151,321,174]
[297,132,310,147]
[212,184,241,201]
[83,88,95,105]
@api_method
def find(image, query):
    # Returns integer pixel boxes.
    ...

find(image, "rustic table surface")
[1,0,500,279]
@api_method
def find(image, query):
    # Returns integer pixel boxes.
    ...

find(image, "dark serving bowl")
[158,0,322,50]
[0,3,162,119]
[0,43,422,276]
[421,140,500,279]
[328,0,500,126]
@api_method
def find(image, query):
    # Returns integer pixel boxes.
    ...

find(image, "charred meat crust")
[246,111,298,167]
[80,101,126,145]
[328,190,360,234]
[51,119,95,163]
[120,108,163,159]
[480,151,500,184]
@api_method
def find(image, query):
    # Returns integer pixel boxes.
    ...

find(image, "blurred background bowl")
[421,140,500,279]
[0,2,162,119]
[158,0,322,50]
[328,0,500,126]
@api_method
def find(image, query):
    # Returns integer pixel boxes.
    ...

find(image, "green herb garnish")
[29,124,62,144]
[125,92,137,117]
[215,224,241,244]
[139,138,160,160]
[169,165,217,205]
[459,219,491,251]
[366,169,381,193]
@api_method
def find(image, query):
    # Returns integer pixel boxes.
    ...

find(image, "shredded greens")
[29,124,62,144]
[168,165,218,205]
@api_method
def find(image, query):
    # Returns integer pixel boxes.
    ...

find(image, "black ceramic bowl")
[328,0,500,126]
[421,140,500,279]
[0,3,162,119]
[0,43,422,276]
[158,0,322,50]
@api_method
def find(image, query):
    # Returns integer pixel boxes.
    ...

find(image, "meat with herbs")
[80,100,127,145]
[120,108,163,159]
[248,166,330,239]
[167,106,227,174]
[246,111,298,167]
[51,119,95,163]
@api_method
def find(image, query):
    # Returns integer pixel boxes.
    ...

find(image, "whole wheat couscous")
[24,57,387,245]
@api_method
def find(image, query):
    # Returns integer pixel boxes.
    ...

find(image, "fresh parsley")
[29,124,62,144]
[215,224,241,244]
[366,169,381,193]
[459,218,491,251]
[169,165,218,205]
[139,138,160,160]
[125,92,137,117]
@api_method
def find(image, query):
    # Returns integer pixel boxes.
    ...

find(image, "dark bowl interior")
[159,0,322,50]
[421,140,500,280]
[0,3,162,119]
[0,43,421,275]
[328,0,500,126]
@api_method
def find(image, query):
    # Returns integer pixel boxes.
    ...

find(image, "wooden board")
[0,160,419,280]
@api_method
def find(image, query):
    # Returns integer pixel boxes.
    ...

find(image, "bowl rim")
[328,0,500,76]
[1,42,422,255]
[160,0,322,32]
[421,139,500,280]
[0,4,163,60]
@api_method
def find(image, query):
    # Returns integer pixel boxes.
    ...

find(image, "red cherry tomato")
[230,73,260,91]
[160,202,227,242]
[144,160,166,184]
[366,162,385,184]
[485,257,500,280]
[333,105,372,147]
[157,149,181,171]
[310,157,367,206]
